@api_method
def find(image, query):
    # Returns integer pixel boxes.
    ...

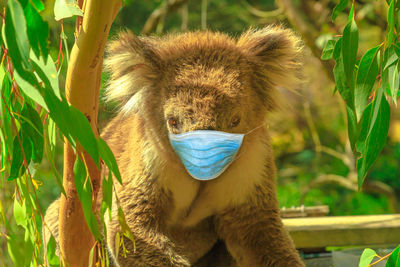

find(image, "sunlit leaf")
[13,198,27,228]
[30,51,61,99]
[13,70,48,110]
[358,248,377,267]
[54,0,83,21]
[355,45,380,120]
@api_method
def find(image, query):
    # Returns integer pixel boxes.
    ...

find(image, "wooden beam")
[283,214,400,249]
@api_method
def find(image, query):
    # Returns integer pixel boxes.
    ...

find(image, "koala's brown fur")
[44,26,304,266]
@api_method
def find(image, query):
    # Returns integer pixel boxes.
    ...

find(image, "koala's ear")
[237,26,302,108]
[104,30,161,110]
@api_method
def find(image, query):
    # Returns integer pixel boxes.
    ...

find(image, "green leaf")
[384,47,398,70]
[5,0,30,71]
[13,70,48,110]
[358,248,377,267]
[386,245,400,267]
[346,106,358,150]
[387,0,395,44]
[13,198,27,228]
[9,135,32,180]
[69,106,99,166]
[54,0,83,21]
[321,39,337,60]
[334,57,354,108]
[32,0,45,11]
[73,156,102,240]
[30,51,61,99]
[102,171,113,221]
[355,45,380,120]
[332,0,349,21]
[356,87,390,188]
[342,18,359,90]
[24,3,49,61]
[46,236,60,266]
[388,60,400,105]
[21,103,44,163]
[97,138,121,183]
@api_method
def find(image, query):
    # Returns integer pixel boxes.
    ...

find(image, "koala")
[44,26,304,267]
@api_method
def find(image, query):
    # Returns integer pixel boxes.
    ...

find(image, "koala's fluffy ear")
[237,26,302,108]
[104,31,161,110]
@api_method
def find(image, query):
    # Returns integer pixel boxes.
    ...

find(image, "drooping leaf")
[97,138,121,183]
[69,106,99,166]
[386,245,400,267]
[9,135,32,180]
[30,51,61,99]
[332,0,349,21]
[54,0,83,21]
[13,198,27,228]
[24,3,49,61]
[388,60,400,105]
[355,45,380,120]
[346,106,358,150]
[358,248,377,267]
[31,0,45,11]
[387,0,395,44]
[102,171,113,221]
[46,236,60,266]
[13,70,48,110]
[342,18,359,90]
[384,47,398,70]
[321,39,337,60]
[21,103,44,163]
[4,0,31,71]
[73,156,102,240]
[334,57,354,109]
[356,87,390,188]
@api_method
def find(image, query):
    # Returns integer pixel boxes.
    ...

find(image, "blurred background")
[1,0,400,263]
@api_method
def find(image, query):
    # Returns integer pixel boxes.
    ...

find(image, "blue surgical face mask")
[168,130,244,181]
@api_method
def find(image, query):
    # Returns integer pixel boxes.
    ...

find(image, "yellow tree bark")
[59,0,121,265]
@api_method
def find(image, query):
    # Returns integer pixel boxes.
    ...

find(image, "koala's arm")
[106,189,191,267]
[215,184,304,267]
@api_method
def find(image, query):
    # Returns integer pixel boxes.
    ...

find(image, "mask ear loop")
[232,122,268,163]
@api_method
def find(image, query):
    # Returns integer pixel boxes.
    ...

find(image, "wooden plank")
[283,214,400,249]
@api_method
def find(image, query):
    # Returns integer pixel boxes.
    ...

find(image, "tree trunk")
[58,0,121,265]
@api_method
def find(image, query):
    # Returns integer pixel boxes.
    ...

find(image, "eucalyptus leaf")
[359,248,377,267]
[355,45,380,120]
[73,156,102,240]
[332,0,349,21]
[54,0,83,21]
[97,138,121,183]
[24,3,49,61]
[321,39,336,60]
[9,135,32,180]
[386,245,400,267]
[342,18,359,90]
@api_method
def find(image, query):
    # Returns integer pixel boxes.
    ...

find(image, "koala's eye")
[230,116,241,128]
[168,118,179,128]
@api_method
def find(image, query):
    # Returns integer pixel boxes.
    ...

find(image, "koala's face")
[162,62,255,134]
[105,27,301,137]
